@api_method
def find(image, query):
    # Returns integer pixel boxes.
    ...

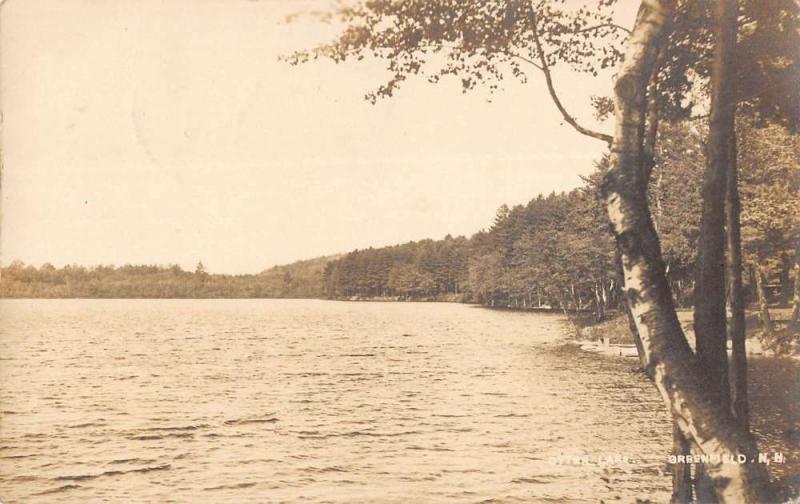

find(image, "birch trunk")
[754,264,774,336]
[602,1,772,501]
[595,282,605,321]
[791,262,799,324]
[616,249,648,372]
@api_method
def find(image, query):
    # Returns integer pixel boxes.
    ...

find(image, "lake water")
[0,299,795,503]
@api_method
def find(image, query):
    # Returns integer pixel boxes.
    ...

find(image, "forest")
[321,120,797,308]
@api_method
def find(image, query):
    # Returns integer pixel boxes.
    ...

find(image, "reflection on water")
[0,299,795,502]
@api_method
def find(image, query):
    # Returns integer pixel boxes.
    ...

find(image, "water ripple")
[0,299,795,503]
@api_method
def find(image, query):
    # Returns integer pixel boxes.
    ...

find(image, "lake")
[0,299,795,502]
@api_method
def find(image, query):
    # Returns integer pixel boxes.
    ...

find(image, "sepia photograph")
[0,0,798,502]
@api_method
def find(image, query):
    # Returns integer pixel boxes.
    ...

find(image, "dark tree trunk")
[602,2,772,501]
[695,463,720,503]
[694,0,737,409]
[670,422,693,503]
[726,134,748,428]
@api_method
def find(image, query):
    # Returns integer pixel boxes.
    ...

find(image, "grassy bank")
[570,313,635,345]
[570,308,799,357]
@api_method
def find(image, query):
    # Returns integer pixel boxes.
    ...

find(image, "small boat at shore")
[609,344,640,358]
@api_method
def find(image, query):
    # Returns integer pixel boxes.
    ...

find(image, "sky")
[1,0,633,274]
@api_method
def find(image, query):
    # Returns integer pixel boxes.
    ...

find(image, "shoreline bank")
[569,309,799,360]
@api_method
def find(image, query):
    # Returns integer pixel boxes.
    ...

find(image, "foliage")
[287,1,799,133]
[321,182,617,310]
[0,257,335,299]
[285,0,627,103]
[738,119,800,268]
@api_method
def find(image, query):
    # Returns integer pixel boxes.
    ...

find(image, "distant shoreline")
[0,296,591,315]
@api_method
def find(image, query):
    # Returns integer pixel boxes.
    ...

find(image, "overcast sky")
[1,0,633,274]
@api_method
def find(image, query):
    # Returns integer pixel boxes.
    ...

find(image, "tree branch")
[574,22,633,36]
[506,51,543,71]
[531,11,614,145]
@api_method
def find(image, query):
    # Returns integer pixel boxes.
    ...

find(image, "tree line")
[321,119,798,318]
[4,117,795,328]
[0,257,331,299]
